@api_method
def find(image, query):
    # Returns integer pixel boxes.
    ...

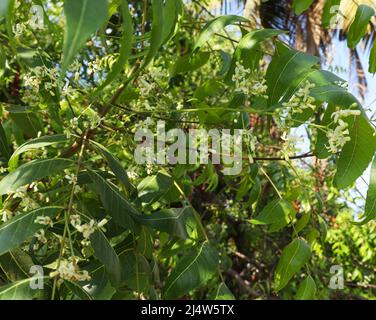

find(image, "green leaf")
[193,15,248,52]
[369,40,376,73]
[170,51,210,76]
[90,230,121,288]
[134,207,197,239]
[163,241,219,299]
[137,171,178,205]
[9,134,68,169]
[292,0,314,15]
[335,115,376,189]
[274,238,311,292]
[0,277,48,299]
[7,106,43,139]
[64,280,93,300]
[295,275,316,300]
[251,199,295,227]
[0,249,34,282]
[161,0,182,44]
[88,170,139,232]
[0,207,62,256]
[90,140,136,195]
[226,29,283,81]
[356,155,376,224]
[211,282,235,300]
[0,0,10,18]
[140,0,164,70]
[96,0,133,91]
[0,158,74,195]
[82,265,116,300]
[347,5,375,49]
[0,121,11,160]
[62,0,108,72]
[322,0,341,28]
[266,49,319,107]
[118,249,151,293]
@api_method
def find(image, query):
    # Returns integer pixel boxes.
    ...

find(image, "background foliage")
[0,0,375,300]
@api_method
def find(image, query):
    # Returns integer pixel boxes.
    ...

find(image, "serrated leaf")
[251,199,294,227]
[9,134,68,169]
[0,158,74,195]
[347,5,375,49]
[295,275,316,300]
[135,207,197,239]
[274,238,311,292]
[163,241,219,299]
[292,0,314,15]
[88,170,139,232]
[335,114,376,189]
[266,49,319,107]
[356,155,376,224]
[0,207,62,256]
[62,0,108,72]
[90,230,121,288]
[193,15,248,52]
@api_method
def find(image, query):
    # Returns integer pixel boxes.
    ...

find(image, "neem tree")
[0,0,375,300]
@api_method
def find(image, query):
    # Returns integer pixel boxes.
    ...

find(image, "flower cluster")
[70,215,108,240]
[326,106,361,154]
[232,62,267,96]
[50,257,91,282]
[282,81,316,114]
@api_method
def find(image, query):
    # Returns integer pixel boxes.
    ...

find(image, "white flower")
[326,119,350,153]
[34,216,53,227]
[50,257,91,282]
[282,81,316,114]
[35,229,47,244]
[331,108,361,124]
[1,209,13,223]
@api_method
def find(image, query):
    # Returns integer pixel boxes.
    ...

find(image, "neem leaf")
[9,134,68,169]
[274,238,311,292]
[193,15,248,52]
[335,114,376,189]
[0,207,62,256]
[96,0,133,91]
[295,275,316,300]
[163,241,219,299]
[356,155,376,224]
[0,158,74,195]
[347,5,375,49]
[292,0,314,15]
[62,0,108,72]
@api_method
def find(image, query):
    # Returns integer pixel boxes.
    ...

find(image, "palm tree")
[242,0,376,100]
